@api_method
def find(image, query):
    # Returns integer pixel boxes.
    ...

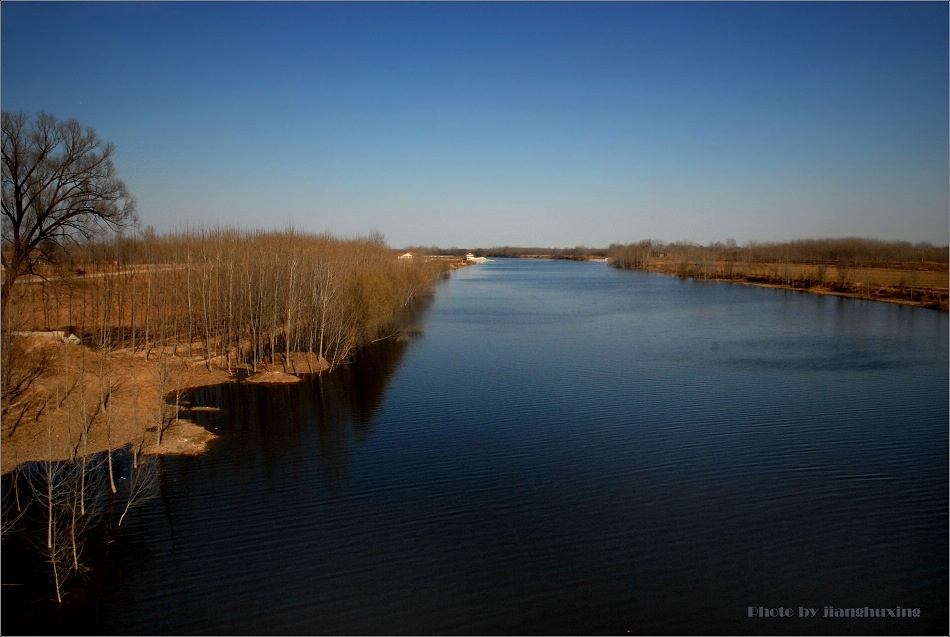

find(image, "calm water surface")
[5,259,948,634]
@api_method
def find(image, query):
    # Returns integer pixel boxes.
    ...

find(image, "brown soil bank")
[621,258,948,311]
[0,335,327,475]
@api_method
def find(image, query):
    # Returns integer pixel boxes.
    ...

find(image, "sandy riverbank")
[0,335,325,475]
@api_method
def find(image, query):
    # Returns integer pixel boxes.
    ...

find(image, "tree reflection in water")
[185,291,434,489]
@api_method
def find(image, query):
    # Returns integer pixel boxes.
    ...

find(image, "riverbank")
[0,335,336,475]
[612,257,948,311]
[0,334,325,475]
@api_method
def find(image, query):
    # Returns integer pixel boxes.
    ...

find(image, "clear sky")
[3,1,947,249]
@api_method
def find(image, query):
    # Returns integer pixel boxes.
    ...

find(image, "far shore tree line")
[407,238,948,268]
[606,237,948,270]
[606,238,949,309]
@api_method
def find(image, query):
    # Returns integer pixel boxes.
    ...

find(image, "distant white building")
[398,252,413,260]
[466,253,488,263]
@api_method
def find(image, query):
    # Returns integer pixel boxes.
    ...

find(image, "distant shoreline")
[610,258,948,311]
[456,252,948,310]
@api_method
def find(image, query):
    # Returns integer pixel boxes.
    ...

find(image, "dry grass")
[641,257,948,310]
[712,260,948,288]
[0,335,237,475]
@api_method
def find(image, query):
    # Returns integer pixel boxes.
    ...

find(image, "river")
[3,258,947,634]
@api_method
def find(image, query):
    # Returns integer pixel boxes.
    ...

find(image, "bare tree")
[117,454,159,527]
[1,111,137,311]
[1,466,28,538]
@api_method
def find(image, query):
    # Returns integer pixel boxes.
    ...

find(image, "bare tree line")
[8,226,451,373]
[608,237,947,269]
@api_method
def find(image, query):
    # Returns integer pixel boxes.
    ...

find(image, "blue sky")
[3,2,947,248]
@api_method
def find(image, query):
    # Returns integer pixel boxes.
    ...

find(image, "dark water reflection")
[188,336,413,491]
[3,260,947,635]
